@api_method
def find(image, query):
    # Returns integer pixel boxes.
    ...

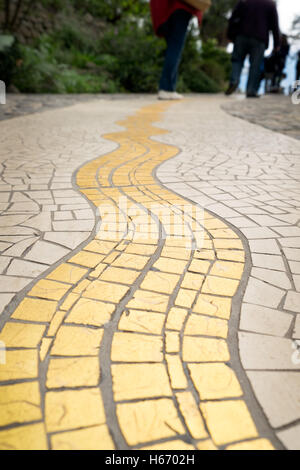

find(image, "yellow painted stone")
[68,251,105,268]
[181,272,204,290]
[193,294,232,320]
[217,250,245,263]
[12,298,57,322]
[197,439,218,450]
[185,314,228,338]
[182,337,230,362]
[201,401,258,446]
[100,267,140,284]
[0,350,38,381]
[211,229,238,239]
[0,423,48,450]
[73,279,91,294]
[213,239,243,250]
[153,257,187,274]
[83,280,129,303]
[127,289,169,312]
[28,279,70,301]
[90,263,107,279]
[0,322,45,348]
[125,244,156,256]
[66,298,115,327]
[112,253,149,270]
[166,354,188,389]
[188,259,211,274]
[117,399,185,446]
[47,357,100,388]
[112,363,172,401]
[118,309,165,335]
[0,382,41,427]
[226,439,274,450]
[210,260,244,280]
[166,307,187,331]
[141,271,180,294]
[47,311,65,337]
[161,247,191,260]
[188,363,243,400]
[166,331,180,353]
[204,219,228,230]
[102,252,120,264]
[84,240,117,254]
[51,325,103,356]
[60,293,80,311]
[45,388,106,432]
[51,424,115,450]
[202,276,239,297]
[142,441,195,450]
[175,289,197,309]
[176,391,207,439]
[194,249,215,260]
[40,337,52,361]
[111,332,163,362]
[47,263,87,284]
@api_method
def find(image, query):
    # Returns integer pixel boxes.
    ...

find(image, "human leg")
[247,38,266,96]
[227,35,248,93]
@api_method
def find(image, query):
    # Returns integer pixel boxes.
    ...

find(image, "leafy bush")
[0,35,19,86]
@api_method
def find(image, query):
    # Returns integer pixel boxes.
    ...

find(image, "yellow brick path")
[0,102,274,450]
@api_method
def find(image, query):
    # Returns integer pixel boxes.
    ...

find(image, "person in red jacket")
[150,0,203,100]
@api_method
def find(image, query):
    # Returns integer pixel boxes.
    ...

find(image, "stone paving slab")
[0,95,299,450]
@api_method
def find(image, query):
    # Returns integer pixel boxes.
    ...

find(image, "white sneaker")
[158,90,184,100]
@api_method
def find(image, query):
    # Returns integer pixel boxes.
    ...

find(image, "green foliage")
[201,0,236,46]
[0,34,18,85]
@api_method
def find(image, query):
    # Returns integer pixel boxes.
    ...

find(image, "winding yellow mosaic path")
[0,102,274,450]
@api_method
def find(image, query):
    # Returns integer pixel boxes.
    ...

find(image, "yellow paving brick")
[210,260,244,280]
[194,249,215,260]
[124,244,156,256]
[166,331,180,353]
[51,424,115,450]
[217,250,245,263]
[82,280,129,303]
[111,332,163,362]
[73,279,91,294]
[47,263,88,285]
[204,219,228,230]
[51,325,103,356]
[185,314,228,338]
[0,423,48,450]
[211,229,238,239]
[196,440,218,450]
[66,298,115,327]
[141,271,179,294]
[226,439,274,450]
[47,357,100,388]
[118,309,165,335]
[28,279,70,301]
[100,267,140,285]
[84,240,117,254]
[202,276,239,297]
[182,337,230,362]
[153,257,187,274]
[90,263,107,278]
[0,382,41,427]
[193,294,232,320]
[112,253,149,270]
[181,272,204,290]
[68,251,105,268]
[117,399,185,446]
[188,259,211,274]
[175,289,197,309]
[112,363,172,401]
[142,441,195,450]
[166,354,188,389]
[45,388,105,432]
[102,251,120,264]
[127,289,169,312]
[0,349,38,381]
[200,401,258,446]
[60,293,80,311]
[166,307,188,331]
[188,363,243,400]
[176,391,207,439]
[213,239,243,250]
[0,322,46,348]
[47,310,66,337]
[40,337,52,361]
[12,298,57,323]
[160,247,191,260]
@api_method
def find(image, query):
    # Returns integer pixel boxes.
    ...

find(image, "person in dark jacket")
[150,0,203,100]
[297,51,300,82]
[226,0,280,98]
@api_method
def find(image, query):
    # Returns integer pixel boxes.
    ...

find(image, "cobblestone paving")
[0,96,299,450]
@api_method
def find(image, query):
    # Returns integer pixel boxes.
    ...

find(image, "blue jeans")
[159,9,192,92]
[231,35,266,95]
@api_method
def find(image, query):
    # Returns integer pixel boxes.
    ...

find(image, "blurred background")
[0,0,299,95]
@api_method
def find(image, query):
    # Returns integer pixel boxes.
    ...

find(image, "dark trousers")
[159,9,192,92]
[231,35,266,95]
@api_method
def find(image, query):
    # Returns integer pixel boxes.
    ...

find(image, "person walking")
[150,0,203,100]
[226,0,280,98]
[296,51,300,82]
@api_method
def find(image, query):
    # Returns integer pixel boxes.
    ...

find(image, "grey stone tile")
[293,315,300,339]
[0,275,32,292]
[251,254,286,271]
[6,259,49,278]
[284,291,300,313]
[240,227,280,239]
[43,231,90,249]
[243,278,285,308]
[251,267,291,289]
[24,240,69,265]
[277,424,300,450]
[52,220,94,232]
[249,239,281,255]
[0,293,15,315]
[240,303,293,336]
[280,238,300,248]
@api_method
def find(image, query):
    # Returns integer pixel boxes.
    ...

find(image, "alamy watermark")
[291,340,300,366]
[0,341,6,365]
[291,81,300,105]
[0,80,6,105]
